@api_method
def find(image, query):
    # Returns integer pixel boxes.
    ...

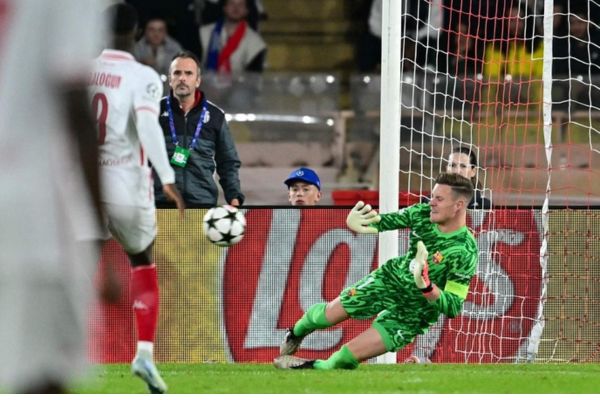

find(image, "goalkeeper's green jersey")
[371,202,478,319]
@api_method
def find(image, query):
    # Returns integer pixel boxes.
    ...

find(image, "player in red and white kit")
[89,4,185,394]
[0,0,104,393]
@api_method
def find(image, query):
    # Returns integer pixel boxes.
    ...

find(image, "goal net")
[387,0,600,362]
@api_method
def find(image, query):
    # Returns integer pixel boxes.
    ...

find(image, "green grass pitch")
[73,363,600,394]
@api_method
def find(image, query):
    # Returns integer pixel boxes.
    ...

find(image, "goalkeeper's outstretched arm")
[346,201,421,234]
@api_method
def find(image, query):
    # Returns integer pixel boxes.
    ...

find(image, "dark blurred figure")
[356,0,382,73]
[554,3,600,77]
[197,0,266,31]
[483,3,544,80]
[126,0,203,59]
[356,0,444,73]
[442,10,484,78]
[133,17,184,77]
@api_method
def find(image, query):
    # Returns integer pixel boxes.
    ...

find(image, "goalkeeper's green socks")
[313,345,359,370]
[292,302,333,337]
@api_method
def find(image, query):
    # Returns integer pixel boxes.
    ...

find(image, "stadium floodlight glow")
[225,113,322,124]
[301,115,314,124]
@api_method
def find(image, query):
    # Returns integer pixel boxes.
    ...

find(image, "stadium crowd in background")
[90,3,185,394]
[200,0,267,74]
[125,0,203,59]
[154,51,245,207]
[133,17,183,78]
[554,5,600,77]
[124,0,267,75]
[198,0,268,32]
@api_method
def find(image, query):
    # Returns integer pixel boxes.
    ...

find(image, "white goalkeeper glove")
[409,241,431,290]
[346,201,381,234]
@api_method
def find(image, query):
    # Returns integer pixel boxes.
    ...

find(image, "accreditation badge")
[170,146,190,167]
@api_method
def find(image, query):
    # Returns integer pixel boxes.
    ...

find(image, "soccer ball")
[203,205,246,247]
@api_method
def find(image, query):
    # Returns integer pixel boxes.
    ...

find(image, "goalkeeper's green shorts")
[339,259,436,352]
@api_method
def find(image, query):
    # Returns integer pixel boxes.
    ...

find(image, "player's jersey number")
[92,92,108,145]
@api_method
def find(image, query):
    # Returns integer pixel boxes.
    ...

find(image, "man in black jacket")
[154,50,244,207]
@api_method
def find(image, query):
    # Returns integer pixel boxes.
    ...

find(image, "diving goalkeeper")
[274,172,478,369]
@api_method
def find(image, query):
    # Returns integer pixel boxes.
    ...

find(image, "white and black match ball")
[203,205,246,247]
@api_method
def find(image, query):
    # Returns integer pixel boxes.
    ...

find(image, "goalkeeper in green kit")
[274,172,478,369]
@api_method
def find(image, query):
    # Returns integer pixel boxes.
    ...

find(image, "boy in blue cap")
[284,167,322,206]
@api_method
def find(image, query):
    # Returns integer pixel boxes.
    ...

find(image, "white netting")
[384,0,600,363]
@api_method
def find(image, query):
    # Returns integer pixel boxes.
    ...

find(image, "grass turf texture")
[74,363,600,394]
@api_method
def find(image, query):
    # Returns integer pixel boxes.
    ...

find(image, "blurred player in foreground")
[90,3,185,394]
[275,173,478,370]
[0,0,103,393]
[285,167,322,206]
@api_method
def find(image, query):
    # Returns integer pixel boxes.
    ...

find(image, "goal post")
[378,0,600,363]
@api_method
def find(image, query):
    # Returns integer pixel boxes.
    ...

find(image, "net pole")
[527,0,554,362]
[374,0,402,365]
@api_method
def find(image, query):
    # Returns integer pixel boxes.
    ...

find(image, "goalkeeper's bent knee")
[293,302,333,337]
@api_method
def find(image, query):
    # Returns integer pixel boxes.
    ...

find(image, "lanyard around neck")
[166,96,208,149]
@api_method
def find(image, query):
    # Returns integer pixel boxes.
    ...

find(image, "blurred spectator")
[133,17,183,77]
[200,0,267,74]
[554,6,600,77]
[196,0,266,31]
[483,4,543,80]
[285,168,322,206]
[443,13,483,78]
[356,0,442,73]
[126,0,203,58]
[552,0,569,40]
[356,0,381,73]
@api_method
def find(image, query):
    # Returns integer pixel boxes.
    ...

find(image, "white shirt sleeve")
[134,68,175,185]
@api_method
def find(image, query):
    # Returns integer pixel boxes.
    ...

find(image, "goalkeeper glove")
[346,201,381,234]
[409,241,431,291]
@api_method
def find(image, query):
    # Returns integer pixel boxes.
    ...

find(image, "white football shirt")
[90,49,175,207]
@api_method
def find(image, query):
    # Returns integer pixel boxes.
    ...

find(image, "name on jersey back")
[90,72,122,89]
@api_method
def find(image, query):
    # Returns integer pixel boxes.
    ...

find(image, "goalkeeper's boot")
[273,355,315,369]
[131,351,168,394]
[280,328,305,356]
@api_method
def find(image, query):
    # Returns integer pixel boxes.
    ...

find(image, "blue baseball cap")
[284,167,321,190]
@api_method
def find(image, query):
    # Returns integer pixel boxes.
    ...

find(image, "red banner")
[91,208,542,364]
[222,209,542,363]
